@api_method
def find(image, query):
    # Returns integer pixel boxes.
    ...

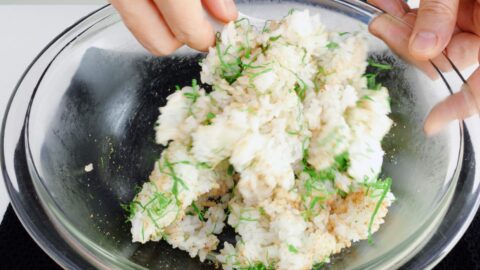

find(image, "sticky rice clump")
[127,10,394,270]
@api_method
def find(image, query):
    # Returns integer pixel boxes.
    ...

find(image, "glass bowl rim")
[2,1,479,269]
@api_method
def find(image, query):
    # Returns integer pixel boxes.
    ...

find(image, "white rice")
[127,10,394,270]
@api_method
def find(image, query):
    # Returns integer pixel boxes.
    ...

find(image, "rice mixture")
[125,10,395,270]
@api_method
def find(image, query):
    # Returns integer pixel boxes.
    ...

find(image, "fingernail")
[223,0,237,18]
[411,31,438,54]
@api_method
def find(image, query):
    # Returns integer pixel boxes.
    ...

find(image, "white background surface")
[0,4,103,220]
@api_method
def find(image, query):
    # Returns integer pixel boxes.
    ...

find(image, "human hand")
[110,0,238,55]
[368,0,480,135]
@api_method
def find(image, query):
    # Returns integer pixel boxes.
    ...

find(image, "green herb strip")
[269,35,282,42]
[367,59,393,70]
[367,177,392,244]
[191,202,205,222]
[364,59,393,91]
[291,74,307,101]
[204,112,216,125]
[196,162,212,169]
[312,261,326,270]
[121,200,143,221]
[334,152,349,172]
[206,112,216,120]
[326,42,339,50]
[216,34,244,84]
[182,79,201,116]
[365,73,382,90]
[288,244,299,254]
[262,20,271,33]
[122,188,175,232]
[227,164,235,176]
[147,209,161,228]
[159,157,189,202]
[300,142,352,219]
[294,83,306,101]
[249,68,273,80]
[258,207,267,217]
[309,196,323,211]
[301,48,308,64]
[361,95,374,102]
[238,261,273,270]
[237,208,259,226]
[234,17,249,26]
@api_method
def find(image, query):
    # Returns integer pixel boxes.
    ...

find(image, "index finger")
[154,0,216,51]
[110,0,181,56]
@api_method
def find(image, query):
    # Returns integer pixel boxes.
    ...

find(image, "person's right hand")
[368,0,480,136]
[110,0,238,56]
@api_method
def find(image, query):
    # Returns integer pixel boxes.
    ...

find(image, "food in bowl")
[123,10,395,270]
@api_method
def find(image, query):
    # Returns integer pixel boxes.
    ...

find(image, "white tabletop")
[0,4,103,220]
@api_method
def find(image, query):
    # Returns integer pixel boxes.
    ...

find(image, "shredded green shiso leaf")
[158,157,189,203]
[121,189,176,231]
[238,262,274,270]
[191,201,205,222]
[364,58,393,91]
[326,41,339,50]
[288,244,299,254]
[366,177,393,244]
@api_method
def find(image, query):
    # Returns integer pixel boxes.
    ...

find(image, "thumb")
[409,0,459,60]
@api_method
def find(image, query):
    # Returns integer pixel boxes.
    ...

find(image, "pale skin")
[109,0,238,54]
[110,0,480,136]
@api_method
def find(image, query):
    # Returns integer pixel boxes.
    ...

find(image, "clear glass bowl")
[2,1,480,269]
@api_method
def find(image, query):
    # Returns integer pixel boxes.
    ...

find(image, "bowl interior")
[25,1,461,269]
